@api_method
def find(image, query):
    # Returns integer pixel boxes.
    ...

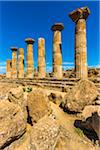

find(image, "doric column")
[25,38,35,78]
[38,38,46,78]
[69,7,90,79]
[51,23,64,79]
[11,47,17,78]
[18,48,24,78]
[6,60,12,78]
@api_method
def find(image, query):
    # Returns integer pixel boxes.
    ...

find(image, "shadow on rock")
[74,118,99,143]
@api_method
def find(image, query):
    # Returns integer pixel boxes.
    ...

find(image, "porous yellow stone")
[51,23,64,79]
[25,38,35,78]
[69,7,90,79]
[11,47,17,78]
[38,38,46,78]
[6,60,12,78]
[18,48,24,78]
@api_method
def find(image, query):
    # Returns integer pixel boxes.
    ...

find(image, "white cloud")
[0,61,6,66]
[88,65,100,68]
[62,62,74,65]
[0,66,6,69]
[45,61,74,72]
[63,66,74,70]
[0,61,6,74]
[62,61,74,70]
[95,64,100,68]
[0,66,6,74]
[46,61,74,66]
[46,62,51,65]
[46,66,52,73]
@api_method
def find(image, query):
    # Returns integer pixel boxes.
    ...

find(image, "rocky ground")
[0,76,100,150]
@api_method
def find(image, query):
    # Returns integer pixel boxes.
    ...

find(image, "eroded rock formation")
[0,101,26,149]
[27,89,52,124]
[64,79,98,112]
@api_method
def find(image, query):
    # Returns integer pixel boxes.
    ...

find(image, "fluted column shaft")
[11,47,17,78]
[25,38,35,78]
[27,44,34,78]
[18,48,24,78]
[6,60,12,78]
[38,38,46,78]
[53,31,62,78]
[75,19,87,78]
[69,7,90,79]
[51,23,64,79]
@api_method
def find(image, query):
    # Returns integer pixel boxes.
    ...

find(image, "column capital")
[51,23,64,31]
[69,7,90,23]
[25,38,35,44]
[10,47,18,51]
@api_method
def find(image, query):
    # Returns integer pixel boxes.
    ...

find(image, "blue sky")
[0,0,99,73]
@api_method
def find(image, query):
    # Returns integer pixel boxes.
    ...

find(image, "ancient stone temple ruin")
[6,7,90,79]
[1,6,100,150]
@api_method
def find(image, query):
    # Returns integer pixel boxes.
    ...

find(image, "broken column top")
[38,37,45,40]
[69,7,90,23]
[51,23,64,31]
[10,47,18,51]
[7,59,12,62]
[25,38,35,44]
[18,48,24,54]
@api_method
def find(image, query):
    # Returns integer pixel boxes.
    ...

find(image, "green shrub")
[75,128,84,138]
[23,87,32,92]
[27,87,32,92]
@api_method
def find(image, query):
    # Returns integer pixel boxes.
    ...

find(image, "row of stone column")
[6,38,46,78]
[6,47,24,78]
[6,7,90,79]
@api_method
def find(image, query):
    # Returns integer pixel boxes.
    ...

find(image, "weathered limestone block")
[51,23,64,79]
[4,131,32,150]
[27,89,52,124]
[31,116,60,150]
[38,38,46,78]
[48,92,63,105]
[8,86,27,122]
[25,38,35,78]
[65,79,98,112]
[69,7,90,79]
[0,101,26,149]
[6,60,12,78]
[0,83,18,100]
[11,47,17,78]
[18,48,24,78]
[55,126,71,150]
